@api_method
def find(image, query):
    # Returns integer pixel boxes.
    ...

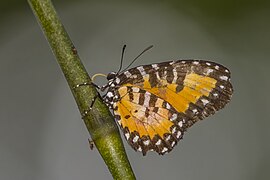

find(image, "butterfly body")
[100,59,233,155]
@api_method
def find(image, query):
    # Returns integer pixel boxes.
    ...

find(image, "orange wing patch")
[122,73,217,113]
[115,86,174,139]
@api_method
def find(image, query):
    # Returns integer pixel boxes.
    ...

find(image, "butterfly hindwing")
[112,86,186,155]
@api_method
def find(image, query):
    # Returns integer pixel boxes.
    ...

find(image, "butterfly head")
[107,71,117,81]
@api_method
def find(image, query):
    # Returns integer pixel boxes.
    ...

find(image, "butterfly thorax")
[103,71,122,109]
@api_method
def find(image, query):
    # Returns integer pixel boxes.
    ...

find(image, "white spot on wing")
[156,139,162,145]
[161,147,168,153]
[143,140,150,145]
[172,127,177,134]
[192,108,198,113]
[107,92,113,98]
[220,85,225,89]
[137,146,142,151]
[172,68,178,83]
[193,61,199,65]
[206,68,214,75]
[125,133,130,140]
[133,135,139,143]
[139,107,146,113]
[170,113,177,121]
[206,62,211,66]
[176,131,182,138]
[215,65,220,70]
[166,135,171,141]
[164,70,167,77]
[143,92,151,107]
[220,75,228,81]
[178,121,183,127]
[169,61,175,65]
[132,74,138,78]
[137,66,146,76]
[152,64,159,70]
[115,77,120,84]
[124,71,132,78]
[155,71,161,80]
[201,99,209,105]
[132,87,140,92]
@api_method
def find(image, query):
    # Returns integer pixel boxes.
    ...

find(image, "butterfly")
[91,46,233,155]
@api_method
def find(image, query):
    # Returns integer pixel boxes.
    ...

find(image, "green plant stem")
[27,0,136,179]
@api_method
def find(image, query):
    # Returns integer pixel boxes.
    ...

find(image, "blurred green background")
[1,0,270,179]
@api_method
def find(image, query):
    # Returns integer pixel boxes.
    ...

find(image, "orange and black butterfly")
[92,46,233,155]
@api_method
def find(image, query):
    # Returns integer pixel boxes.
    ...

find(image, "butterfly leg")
[73,82,108,117]
[82,94,107,119]
[89,94,107,108]
[73,82,101,89]
[89,95,98,108]
[73,81,102,107]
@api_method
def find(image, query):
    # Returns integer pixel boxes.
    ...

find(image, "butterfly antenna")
[121,45,153,73]
[116,45,127,74]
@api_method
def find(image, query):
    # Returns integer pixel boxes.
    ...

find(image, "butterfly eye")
[107,72,117,80]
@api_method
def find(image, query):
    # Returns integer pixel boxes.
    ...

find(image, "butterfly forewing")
[104,60,233,155]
